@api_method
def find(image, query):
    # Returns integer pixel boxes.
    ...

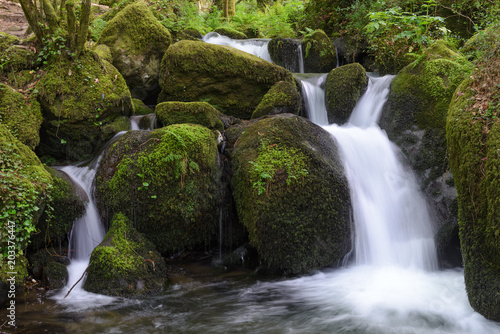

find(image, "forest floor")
[0,0,29,37]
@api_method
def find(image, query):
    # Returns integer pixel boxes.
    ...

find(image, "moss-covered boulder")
[446,37,500,320]
[251,81,302,119]
[379,41,472,265]
[462,22,500,62]
[35,53,133,162]
[325,63,368,125]
[0,83,42,150]
[97,1,172,103]
[155,102,224,131]
[227,114,351,274]
[214,27,247,39]
[84,213,167,296]
[43,261,68,289]
[301,30,337,73]
[132,98,153,115]
[95,124,222,255]
[92,44,113,63]
[0,32,35,77]
[268,38,302,73]
[0,125,53,284]
[158,40,295,119]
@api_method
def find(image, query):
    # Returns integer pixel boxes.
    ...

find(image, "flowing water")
[202,32,272,62]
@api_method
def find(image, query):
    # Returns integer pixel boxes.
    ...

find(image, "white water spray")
[298,73,328,125]
[202,32,272,62]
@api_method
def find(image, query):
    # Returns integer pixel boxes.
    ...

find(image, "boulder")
[43,262,68,289]
[251,81,302,119]
[325,63,368,125]
[155,101,224,131]
[214,27,247,39]
[158,40,295,119]
[95,124,222,255]
[35,53,133,162]
[267,38,302,72]
[227,114,351,274]
[301,30,337,73]
[97,1,172,103]
[84,213,167,297]
[379,41,472,267]
[0,83,42,150]
[446,34,500,320]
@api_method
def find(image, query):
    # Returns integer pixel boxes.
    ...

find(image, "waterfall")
[297,73,328,125]
[202,32,272,62]
[297,44,304,73]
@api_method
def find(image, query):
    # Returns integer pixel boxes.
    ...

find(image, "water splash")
[202,32,272,62]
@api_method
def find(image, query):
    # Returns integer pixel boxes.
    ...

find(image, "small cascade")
[297,44,304,73]
[297,73,328,125]
[202,32,272,62]
[130,113,157,130]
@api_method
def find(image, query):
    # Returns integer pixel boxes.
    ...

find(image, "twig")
[64,262,90,298]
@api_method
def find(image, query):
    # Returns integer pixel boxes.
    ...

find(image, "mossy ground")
[84,213,167,297]
[95,124,221,255]
[159,40,295,119]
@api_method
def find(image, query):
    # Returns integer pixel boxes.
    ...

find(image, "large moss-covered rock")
[462,22,500,62]
[95,124,222,255]
[446,37,500,320]
[158,40,295,119]
[0,125,53,284]
[325,63,368,125]
[380,41,472,266]
[228,114,351,274]
[0,32,35,77]
[267,38,302,72]
[301,30,337,73]
[214,27,247,39]
[43,261,68,289]
[155,101,224,131]
[35,53,133,162]
[0,83,42,150]
[97,1,172,103]
[84,213,167,297]
[251,81,302,119]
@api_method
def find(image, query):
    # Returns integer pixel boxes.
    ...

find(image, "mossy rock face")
[301,30,337,73]
[0,32,35,77]
[380,41,472,259]
[35,54,133,162]
[0,83,43,150]
[132,98,153,115]
[446,39,500,320]
[84,213,167,297]
[95,124,222,255]
[156,101,224,131]
[325,63,368,125]
[0,125,53,284]
[214,27,247,39]
[251,81,302,119]
[30,168,86,251]
[228,114,351,274]
[92,44,113,63]
[43,262,68,289]
[158,40,295,119]
[462,22,500,62]
[268,38,302,73]
[97,1,172,103]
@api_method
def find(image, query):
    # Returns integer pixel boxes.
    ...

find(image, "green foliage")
[35,28,73,67]
[248,140,308,196]
[90,18,107,42]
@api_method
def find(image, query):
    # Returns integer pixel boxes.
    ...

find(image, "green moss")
[92,44,113,63]
[155,101,224,131]
[267,38,302,72]
[214,27,247,39]
[84,213,167,296]
[0,32,35,76]
[0,83,43,150]
[301,30,337,73]
[43,262,68,289]
[95,124,221,255]
[132,98,153,115]
[158,40,295,119]
[101,115,131,134]
[0,125,53,284]
[35,54,133,161]
[229,114,351,274]
[251,81,301,119]
[97,1,171,57]
[325,63,368,124]
[446,44,500,320]
[462,22,500,62]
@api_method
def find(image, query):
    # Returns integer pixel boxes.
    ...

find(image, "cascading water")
[297,44,304,73]
[296,73,328,125]
[202,32,272,62]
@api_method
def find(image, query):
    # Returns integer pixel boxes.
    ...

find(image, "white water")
[297,44,304,73]
[130,113,157,130]
[299,73,328,125]
[202,32,272,62]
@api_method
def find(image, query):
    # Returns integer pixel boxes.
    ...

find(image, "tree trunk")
[76,0,91,56]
